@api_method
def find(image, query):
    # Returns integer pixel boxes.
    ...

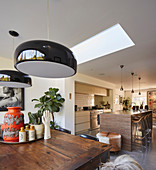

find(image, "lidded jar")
[3,107,24,142]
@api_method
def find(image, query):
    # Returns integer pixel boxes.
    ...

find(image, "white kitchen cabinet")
[75,111,90,134]
[75,82,107,96]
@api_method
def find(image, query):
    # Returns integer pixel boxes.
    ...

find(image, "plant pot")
[33,124,44,139]
[2,107,24,142]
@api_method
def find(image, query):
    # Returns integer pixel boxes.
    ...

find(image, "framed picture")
[0,87,24,111]
[147,91,156,113]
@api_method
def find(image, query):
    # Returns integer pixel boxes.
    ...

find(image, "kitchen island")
[100,110,152,151]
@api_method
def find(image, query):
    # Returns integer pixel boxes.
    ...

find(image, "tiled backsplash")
[75,93,94,108]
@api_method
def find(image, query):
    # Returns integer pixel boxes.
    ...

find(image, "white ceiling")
[0,0,156,90]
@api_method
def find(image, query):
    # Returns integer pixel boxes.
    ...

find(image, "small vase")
[2,107,24,142]
[33,124,44,139]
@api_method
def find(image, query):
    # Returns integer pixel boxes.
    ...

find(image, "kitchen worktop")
[101,110,151,116]
[76,109,111,112]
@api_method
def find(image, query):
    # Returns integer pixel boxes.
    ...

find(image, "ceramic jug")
[3,107,24,142]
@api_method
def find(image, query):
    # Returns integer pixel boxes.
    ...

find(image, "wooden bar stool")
[96,132,121,152]
[132,116,148,150]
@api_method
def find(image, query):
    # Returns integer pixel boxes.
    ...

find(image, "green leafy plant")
[122,97,131,110]
[28,112,42,125]
[32,87,65,129]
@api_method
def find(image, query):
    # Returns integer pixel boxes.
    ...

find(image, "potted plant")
[122,97,131,110]
[28,111,44,139]
[32,87,65,129]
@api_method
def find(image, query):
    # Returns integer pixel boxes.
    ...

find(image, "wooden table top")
[0,130,111,170]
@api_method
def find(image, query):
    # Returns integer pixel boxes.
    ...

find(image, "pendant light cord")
[12,37,15,56]
[139,78,140,92]
[132,75,133,90]
[121,68,122,86]
[47,0,50,40]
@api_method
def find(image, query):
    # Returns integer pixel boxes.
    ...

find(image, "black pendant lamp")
[131,72,134,93]
[14,0,77,78]
[0,70,31,88]
[0,31,32,88]
[120,65,124,91]
[138,77,141,95]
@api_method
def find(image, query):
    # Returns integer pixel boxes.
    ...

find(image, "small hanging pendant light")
[131,72,134,93]
[0,31,32,88]
[138,77,141,95]
[120,65,124,91]
[14,0,77,78]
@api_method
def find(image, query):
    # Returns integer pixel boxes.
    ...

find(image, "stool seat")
[97,132,121,152]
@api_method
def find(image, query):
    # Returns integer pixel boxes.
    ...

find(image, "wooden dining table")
[0,130,111,170]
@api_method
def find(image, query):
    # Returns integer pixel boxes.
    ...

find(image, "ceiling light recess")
[0,30,32,88]
[71,23,135,65]
[14,0,77,78]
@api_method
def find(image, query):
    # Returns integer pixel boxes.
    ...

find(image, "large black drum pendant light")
[14,0,77,78]
[0,31,32,88]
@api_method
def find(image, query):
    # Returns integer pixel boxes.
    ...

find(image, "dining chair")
[79,134,99,141]
[56,127,71,134]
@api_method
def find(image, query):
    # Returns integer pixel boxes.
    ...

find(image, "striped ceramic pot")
[2,107,24,142]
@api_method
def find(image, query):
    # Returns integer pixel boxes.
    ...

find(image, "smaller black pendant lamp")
[0,70,31,88]
[14,0,77,78]
[138,77,141,95]
[120,65,124,91]
[0,31,32,88]
[131,72,134,93]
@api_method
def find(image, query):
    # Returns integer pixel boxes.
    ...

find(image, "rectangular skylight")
[71,24,135,65]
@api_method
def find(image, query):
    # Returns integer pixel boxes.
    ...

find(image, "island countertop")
[101,110,152,116]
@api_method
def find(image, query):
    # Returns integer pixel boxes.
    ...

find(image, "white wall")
[0,57,122,135]
[0,57,66,128]
[0,56,14,69]
[0,75,66,127]
[113,89,124,111]
[64,77,75,134]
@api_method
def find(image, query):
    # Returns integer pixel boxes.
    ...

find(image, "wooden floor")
[84,126,156,170]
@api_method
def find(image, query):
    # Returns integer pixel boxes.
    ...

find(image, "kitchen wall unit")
[75,93,94,108]
[75,111,90,134]
[75,82,107,96]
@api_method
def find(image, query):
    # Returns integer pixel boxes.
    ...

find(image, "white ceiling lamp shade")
[14,40,77,78]
[131,72,134,93]
[14,0,77,78]
[0,30,32,88]
[120,65,124,91]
